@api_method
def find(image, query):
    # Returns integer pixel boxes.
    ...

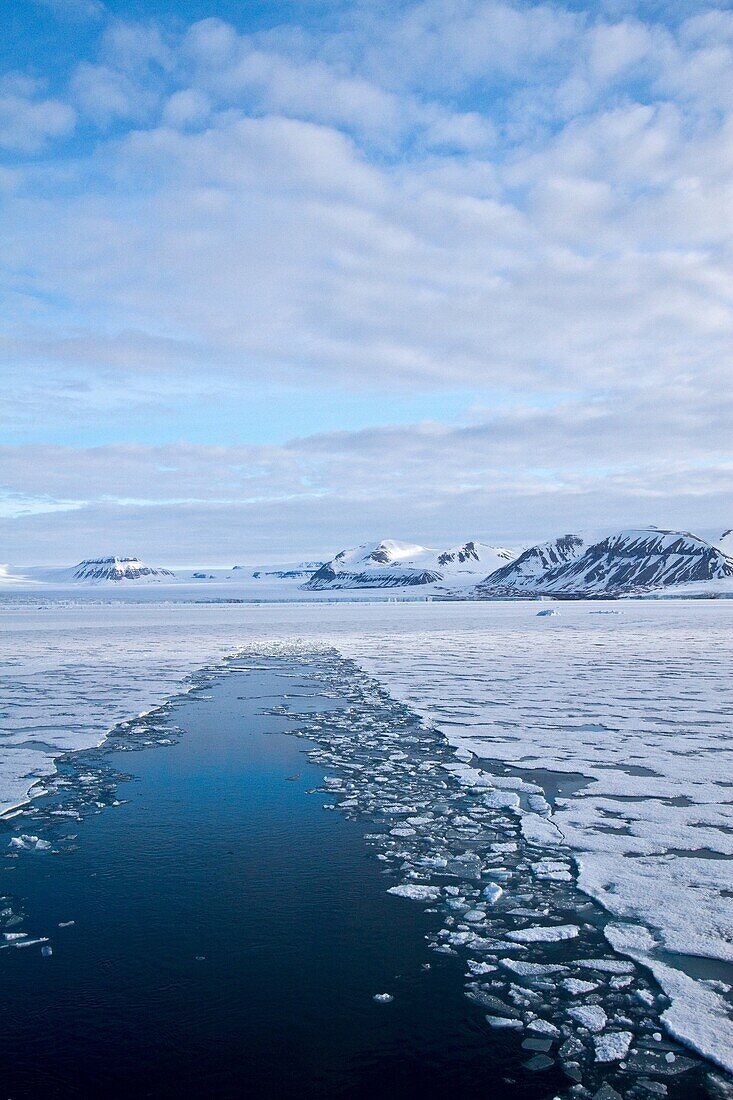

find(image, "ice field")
[0,598,731,1077]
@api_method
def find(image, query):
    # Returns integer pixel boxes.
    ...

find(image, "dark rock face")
[438,541,482,566]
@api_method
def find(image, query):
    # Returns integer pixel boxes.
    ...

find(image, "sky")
[1,0,731,564]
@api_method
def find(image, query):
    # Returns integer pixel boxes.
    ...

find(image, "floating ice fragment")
[523,1037,553,1053]
[466,960,496,975]
[531,860,572,881]
[624,1049,696,1076]
[562,1061,583,1083]
[468,991,521,1017]
[594,1031,633,1062]
[576,958,635,975]
[8,835,51,852]
[484,790,520,810]
[482,882,503,905]
[527,1020,561,1039]
[568,1005,607,1033]
[485,1015,522,1029]
[500,960,568,978]
[373,993,393,1003]
[387,884,441,902]
[562,978,598,996]
[41,944,53,957]
[507,924,580,944]
[536,609,559,617]
[592,1085,623,1100]
[522,1053,554,1070]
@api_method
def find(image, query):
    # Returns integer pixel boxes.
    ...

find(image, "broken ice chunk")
[486,1015,523,1030]
[523,1037,553,1053]
[522,1053,554,1071]
[527,1019,561,1039]
[483,790,520,810]
[500,960,568,979]
[482,882,503,905]
[568,1005,607,1033]
[373,993,393,1003]
[387,884,441,902]
[8,835,51,852]
[576,958,635,975]
[594,1031,633,1062]
[562,978,599,996]
[507,924,580,944]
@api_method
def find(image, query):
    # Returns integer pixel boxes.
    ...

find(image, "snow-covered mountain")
[304,539,514,590]
[4,556,176,585]
[0,557,324,590]
[480,528,733,597]
[478,534,586,594]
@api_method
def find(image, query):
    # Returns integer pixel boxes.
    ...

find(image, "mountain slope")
[478,534,586,594]
[304,539,514,590]
[538,529,733,595]
[8,557,176,585]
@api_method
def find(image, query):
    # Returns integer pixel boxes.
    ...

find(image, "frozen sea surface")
[1,598,732,1078]
[332,602,733,1076]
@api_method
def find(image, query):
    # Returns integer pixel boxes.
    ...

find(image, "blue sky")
[1,0,731,563]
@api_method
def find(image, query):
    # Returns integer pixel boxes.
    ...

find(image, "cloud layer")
[1,1,731,560]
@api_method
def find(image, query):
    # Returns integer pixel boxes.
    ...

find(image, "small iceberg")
[536,608,559,617]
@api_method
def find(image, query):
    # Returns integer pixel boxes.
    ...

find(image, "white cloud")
[0,88,74,152]
[1,1,732,555]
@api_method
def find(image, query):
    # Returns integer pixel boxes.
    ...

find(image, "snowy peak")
[479,534,586,592]
[439,540,490,566]
[304,539,515,590]
[69,557,176,582]
[18,556,179,584]
[479,528,733,596]
[332,540,428,568]
[543,528,733,594]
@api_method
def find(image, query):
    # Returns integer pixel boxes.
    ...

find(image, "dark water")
[0,661,560,1100]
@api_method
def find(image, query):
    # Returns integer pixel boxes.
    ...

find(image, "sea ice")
[387,884,441,902]
[593,1030,633,1062]
[562,978,599,996]
[507,924,580,943]
[568,1005,608,1033]
[485,1015,523,1029]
